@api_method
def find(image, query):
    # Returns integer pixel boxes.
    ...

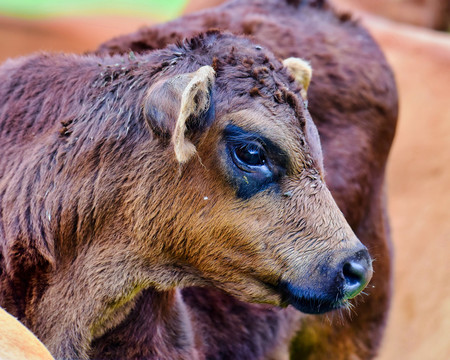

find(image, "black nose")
[342,250,373,299]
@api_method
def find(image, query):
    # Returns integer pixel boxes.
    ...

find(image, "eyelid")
[226,134,266,149]
[238,141,265,153]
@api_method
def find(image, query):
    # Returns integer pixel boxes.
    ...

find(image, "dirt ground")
[0,5,448,359]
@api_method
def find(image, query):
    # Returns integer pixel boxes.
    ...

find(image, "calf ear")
[283,57,312,99]
[144,66,216,163]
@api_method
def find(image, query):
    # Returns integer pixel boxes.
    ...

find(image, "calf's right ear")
[283,57,312,99]
[143,66,215,163]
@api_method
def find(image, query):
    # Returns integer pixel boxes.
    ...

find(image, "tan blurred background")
[0,1,449,359]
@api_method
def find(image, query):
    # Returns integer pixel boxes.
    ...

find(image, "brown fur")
[0,31,374,359]
[93,0,398,359]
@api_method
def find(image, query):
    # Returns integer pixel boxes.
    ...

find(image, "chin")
[278,281,346,314]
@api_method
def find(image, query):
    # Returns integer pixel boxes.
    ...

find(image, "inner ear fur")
[144,65,216,163]
[283,57,312,99]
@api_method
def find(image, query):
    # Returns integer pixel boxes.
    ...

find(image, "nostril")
[343,261,365,287]
[342,258,372,300]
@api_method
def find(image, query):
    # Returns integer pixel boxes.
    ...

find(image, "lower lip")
[278,281,343,314]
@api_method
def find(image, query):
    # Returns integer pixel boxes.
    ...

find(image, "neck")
[89,288,199,360]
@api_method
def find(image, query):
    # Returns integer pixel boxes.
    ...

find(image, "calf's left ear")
[144,66,215,163]
[283,57,312,99]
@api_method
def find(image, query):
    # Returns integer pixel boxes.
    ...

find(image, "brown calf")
[95,0,398,358]
[0,31,373,359]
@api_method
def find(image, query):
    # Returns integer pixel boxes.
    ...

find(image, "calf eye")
[223,124,287,199]
[234,143,266,167]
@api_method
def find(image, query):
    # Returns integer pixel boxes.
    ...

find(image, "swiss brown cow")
[0,31,374,359]
[94,0,398,359]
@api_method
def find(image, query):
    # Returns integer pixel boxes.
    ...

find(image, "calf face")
[138,33,372,314]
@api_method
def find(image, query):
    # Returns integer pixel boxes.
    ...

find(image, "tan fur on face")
[283,57,312,99]
[172,66,215,163]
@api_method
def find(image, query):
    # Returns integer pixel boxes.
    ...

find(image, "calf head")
[139,32,372,314]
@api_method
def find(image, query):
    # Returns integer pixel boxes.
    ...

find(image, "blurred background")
[0,0,448,359]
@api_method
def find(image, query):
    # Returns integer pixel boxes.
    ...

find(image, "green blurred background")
[0,0,186,20]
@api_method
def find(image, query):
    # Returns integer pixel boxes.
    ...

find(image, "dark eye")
[223,124,287,199]
[234,143,266,167]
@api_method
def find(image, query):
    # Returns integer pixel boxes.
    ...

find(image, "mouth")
[277,281,345,314]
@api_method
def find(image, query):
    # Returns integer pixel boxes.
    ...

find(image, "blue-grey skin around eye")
[223,124,287,199]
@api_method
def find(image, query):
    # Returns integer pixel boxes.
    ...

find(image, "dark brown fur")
[0,30,376,359]
[94,0,398,359]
